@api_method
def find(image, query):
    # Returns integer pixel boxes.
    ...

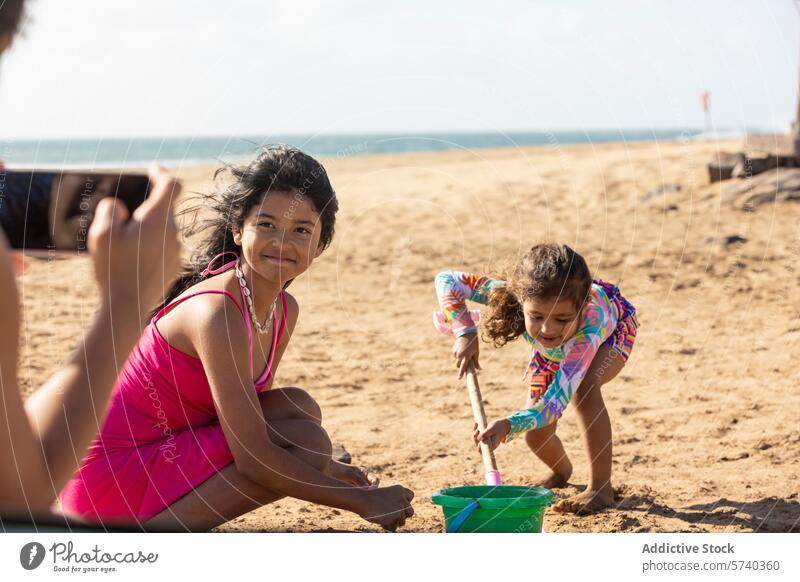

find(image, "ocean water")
[0,129,706,168]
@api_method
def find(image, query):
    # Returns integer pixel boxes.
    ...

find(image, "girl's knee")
[305,422,332,472]
[289,387,322,423]
[525,422,557,444]
[268,387,323,424]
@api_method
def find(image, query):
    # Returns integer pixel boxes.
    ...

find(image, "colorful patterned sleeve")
[505,286,618,440]
[434,271,505,337]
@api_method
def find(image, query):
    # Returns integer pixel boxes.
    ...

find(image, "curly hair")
[483,243,592,347]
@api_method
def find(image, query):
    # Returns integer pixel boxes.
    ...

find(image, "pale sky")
[0,0,798,138]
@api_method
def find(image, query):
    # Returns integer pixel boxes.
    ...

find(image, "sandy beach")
[18,138,800,532]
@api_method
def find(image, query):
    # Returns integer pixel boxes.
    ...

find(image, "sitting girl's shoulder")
[281,291,300,328]
[150,280,245,359]
[282,290,298,310]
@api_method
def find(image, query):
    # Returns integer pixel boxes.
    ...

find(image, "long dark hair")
[156,144,338,314]
[483,243,592,347]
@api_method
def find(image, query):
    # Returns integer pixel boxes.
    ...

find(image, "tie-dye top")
[434,271,618,440]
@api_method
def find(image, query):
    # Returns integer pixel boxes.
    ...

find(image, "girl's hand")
[327,460,380,489]
[452,332,480,379]
[358,485,415,531]
[89,165,182,319]
[472,419,511,451]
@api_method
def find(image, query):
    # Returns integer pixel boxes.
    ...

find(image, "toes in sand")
[533,471,571,489]
[553,487,614,515]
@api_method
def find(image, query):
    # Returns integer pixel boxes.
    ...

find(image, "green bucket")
[431,485,554,533]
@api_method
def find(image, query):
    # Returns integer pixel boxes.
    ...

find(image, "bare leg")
[144,418,332,531]
[145,387,331,531]
[259,387,374,485]
[525,421,572,489]
[554,345,625,515]
[260,386,322,424]
[258,387,351,480]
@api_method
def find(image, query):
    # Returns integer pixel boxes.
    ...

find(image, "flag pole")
[792,0,800,153]
[701,90,711,135]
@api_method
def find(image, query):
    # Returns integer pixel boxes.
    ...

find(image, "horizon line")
[1,126,776,142]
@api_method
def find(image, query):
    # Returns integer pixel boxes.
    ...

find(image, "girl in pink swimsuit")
[59,146,414,531]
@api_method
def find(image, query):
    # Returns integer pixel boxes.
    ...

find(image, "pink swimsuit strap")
[153,252,288,384]
[200,251,240,277]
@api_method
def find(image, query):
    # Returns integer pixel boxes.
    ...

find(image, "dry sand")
[18,138,800,532]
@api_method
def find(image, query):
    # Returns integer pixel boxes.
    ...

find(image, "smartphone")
[0,169,151,252]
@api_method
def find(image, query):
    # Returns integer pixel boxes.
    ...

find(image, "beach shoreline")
[3,129,742,170]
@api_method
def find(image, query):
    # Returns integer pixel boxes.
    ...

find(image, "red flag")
[701,91,710,113]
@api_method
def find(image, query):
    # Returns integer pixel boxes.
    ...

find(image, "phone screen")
[0,170,151,251]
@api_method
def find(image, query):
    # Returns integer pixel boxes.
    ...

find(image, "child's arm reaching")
[434,271,505,337]
[435,271,505,377]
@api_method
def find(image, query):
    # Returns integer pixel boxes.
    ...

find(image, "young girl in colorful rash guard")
[435,243,638,514]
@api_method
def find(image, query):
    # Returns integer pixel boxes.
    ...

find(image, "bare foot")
[533,470,571,489]
[553,485,614,515]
